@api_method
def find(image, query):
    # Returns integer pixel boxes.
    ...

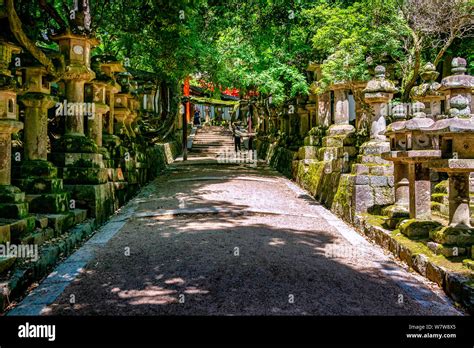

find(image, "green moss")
[53,134,98,154]
[363,213,386,228]
[434,180,449,194]
[390,229,471,274]
[332,174,353,220]
[430,226,474,247]
[431,193,447,203]
[14,160,58,178]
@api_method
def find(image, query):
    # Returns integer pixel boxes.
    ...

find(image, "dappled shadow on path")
[43,164,451,316]
[45,216,438,315]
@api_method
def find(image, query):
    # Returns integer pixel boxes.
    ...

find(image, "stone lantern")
[48,34,114,223]
[424,93,474,247]
[363,65,398,142]
[85,80,109,148]
[126,96,139,138]
[114,91,131,136]
[52,33,97,139]
[348,65,397,215]
[329,82,355,136]
[143,81,156,114]
[99,58,125,136]
[411,63,444,119]
[96,58,124,169]
[0,40,28,225]
[13,65,70,214]
[49,33,109,184]
[439,57,474,115]
[382,103,441,234]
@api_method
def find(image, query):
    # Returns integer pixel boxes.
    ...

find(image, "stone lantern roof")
[411,63,443,100]
[439,57,474,91]
[363,65,398,94]
[117,71,135,94]
[386,102,434,135]
[425,95,474,134]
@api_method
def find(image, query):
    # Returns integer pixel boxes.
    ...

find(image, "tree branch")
[6,0,58,77]
[38,0,68,32]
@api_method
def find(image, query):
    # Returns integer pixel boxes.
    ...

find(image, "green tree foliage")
[4,0,473,104]
[306,0,473,100]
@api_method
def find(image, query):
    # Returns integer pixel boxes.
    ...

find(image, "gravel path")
[43,162,462,315]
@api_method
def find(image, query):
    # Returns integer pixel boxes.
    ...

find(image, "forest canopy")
[4,0,474,104]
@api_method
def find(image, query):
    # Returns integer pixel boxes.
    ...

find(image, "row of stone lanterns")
[0,39,25,231]
[0,31,162,245]
[382,57,474,249]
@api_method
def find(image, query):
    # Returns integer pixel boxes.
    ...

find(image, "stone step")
[45,209,88,235]
[0,216,36,244]
[20,227,55,246]
[25,192,69,214]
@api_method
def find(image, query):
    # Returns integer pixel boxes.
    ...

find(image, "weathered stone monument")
[0,40,34,244]
[329,83,355,135]
[425,97,474,247]
[411,63,444,119]
[14,65,70,215]
[382,103,441,235]
[349,65,397,216]
[49,34,113,223]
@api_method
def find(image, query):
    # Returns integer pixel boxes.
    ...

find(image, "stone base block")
[427,242,468,257]
[50,152,104,168]
[0,203,29,219]
[64,183,116,223]
[43,213,72,234]
[52,134,97,153]
[35,215,49,229]
[399,219,442,238]
[12,160,58,178]
[382,204,409,229]
[430,226,474,247]
[26,192,69,214]
[358,154,391,165]
[323,135,355,147]
[0,216,36,243]
[0,224,10,244]
[328,124,355,136]
[59,167,109,184]
[45,209,87,234]
[297,146,318,160]
[359,140,390,155]
[20,228,55,246]
[0,185,25,204]
[14,177,64,194]
[373,186,394,206]
[351,164,393,176]
[303,135,321,147]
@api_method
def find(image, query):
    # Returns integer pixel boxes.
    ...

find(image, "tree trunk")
[6,0,58,78]
[402,33,422,102]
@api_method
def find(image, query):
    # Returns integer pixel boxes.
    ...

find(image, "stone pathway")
[8,159,463,316]
[188,125,235,160]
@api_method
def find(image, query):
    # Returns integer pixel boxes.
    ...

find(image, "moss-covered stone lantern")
[439,57,474,115]
[363,65,398,142]
[13,65,70,215]
[424,92,474,247]
[0,40,29,226]
[382,102,441,234]
[348,65,397,216]
[411,63,444,119]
